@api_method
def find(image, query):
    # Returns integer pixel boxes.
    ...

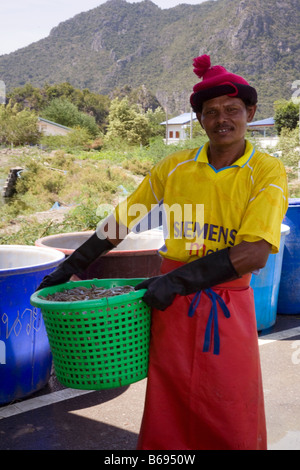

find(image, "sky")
[0,0,209,56]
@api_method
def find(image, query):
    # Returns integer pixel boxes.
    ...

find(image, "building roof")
[161,112,197,125]
[38,117,72,131]
[161,115,275,128]
[247,117,275,128]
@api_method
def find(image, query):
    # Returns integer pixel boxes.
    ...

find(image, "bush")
[104,98,152,146]
[40,128,94,152]
[274,100,299,134]
[278,127,299,173]
[0,105,40,146]
[277,127,300,198]
[42,98,100,137]
[15,160,65,199]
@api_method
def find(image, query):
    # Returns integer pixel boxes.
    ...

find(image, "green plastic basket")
[30,278,151,390]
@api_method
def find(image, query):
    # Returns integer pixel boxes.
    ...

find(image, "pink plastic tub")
[35,229,164,279]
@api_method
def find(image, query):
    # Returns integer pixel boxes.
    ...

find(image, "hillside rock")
[0,0,298,116]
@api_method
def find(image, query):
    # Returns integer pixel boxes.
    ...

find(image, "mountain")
[0,0,299,116]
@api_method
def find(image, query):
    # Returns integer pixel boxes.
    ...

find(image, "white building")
[161,114,277,146]
[161,112,197,144]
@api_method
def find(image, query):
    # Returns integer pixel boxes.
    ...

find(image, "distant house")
[247,117,275,136]
[161,114,277,145]
[37,117,72,136]
[247,117,278,148]
[161,112,197,144]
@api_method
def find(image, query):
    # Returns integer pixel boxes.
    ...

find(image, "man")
[37,55,288,450]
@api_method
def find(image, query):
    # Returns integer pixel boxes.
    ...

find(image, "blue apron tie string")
[188,290,202,317]
[187,288,231,355]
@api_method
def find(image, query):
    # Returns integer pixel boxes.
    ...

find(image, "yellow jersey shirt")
[115,140,288,263]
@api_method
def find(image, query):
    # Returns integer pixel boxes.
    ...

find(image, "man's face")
[197,95,256,147]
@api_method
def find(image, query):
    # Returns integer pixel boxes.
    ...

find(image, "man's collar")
[195,140,255,168]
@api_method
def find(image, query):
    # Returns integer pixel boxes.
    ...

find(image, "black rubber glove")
[36,233,114,291]
[135,248,239,310]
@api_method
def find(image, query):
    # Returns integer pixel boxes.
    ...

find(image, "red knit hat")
[190,55,257,112]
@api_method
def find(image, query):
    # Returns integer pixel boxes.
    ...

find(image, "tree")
[277,127,299,180]
[7,83,47,112]
[0,104,40,146]
[44,82,79,102]
[44,82,110,130]
[110,84,162,112]
[80,89,110,132]
[274,100,299,134]
[7,82,110,130]
[105,98,152,146]
[146,107,166,138]
[41,98,99,137]
[42,98,78,127]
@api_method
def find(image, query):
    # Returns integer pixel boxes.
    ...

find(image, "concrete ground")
[0,314,299,451]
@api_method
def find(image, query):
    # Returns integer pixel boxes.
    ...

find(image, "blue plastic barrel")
[250,224,290,331]
[277,199,300,314]
[0,245,65,405]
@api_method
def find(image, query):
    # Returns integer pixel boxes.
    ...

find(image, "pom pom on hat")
[193,54,211,79]
[190,54,257,111]
[192,54,250,92]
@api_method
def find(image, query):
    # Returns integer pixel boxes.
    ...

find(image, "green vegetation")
[42,98,99,137]
[0,104,40,146]
[272,100,300,197]
[0,134,208,245]
[1,81,166,150]
[1,117,299,247]
[0,43,299,246]
[8,82,111,132]
[105,97,155,146]
[276,127,300,198]
[274,100,299,135]
[1,83,299,245]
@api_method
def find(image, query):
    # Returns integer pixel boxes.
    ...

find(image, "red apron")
[137,258,267,450]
